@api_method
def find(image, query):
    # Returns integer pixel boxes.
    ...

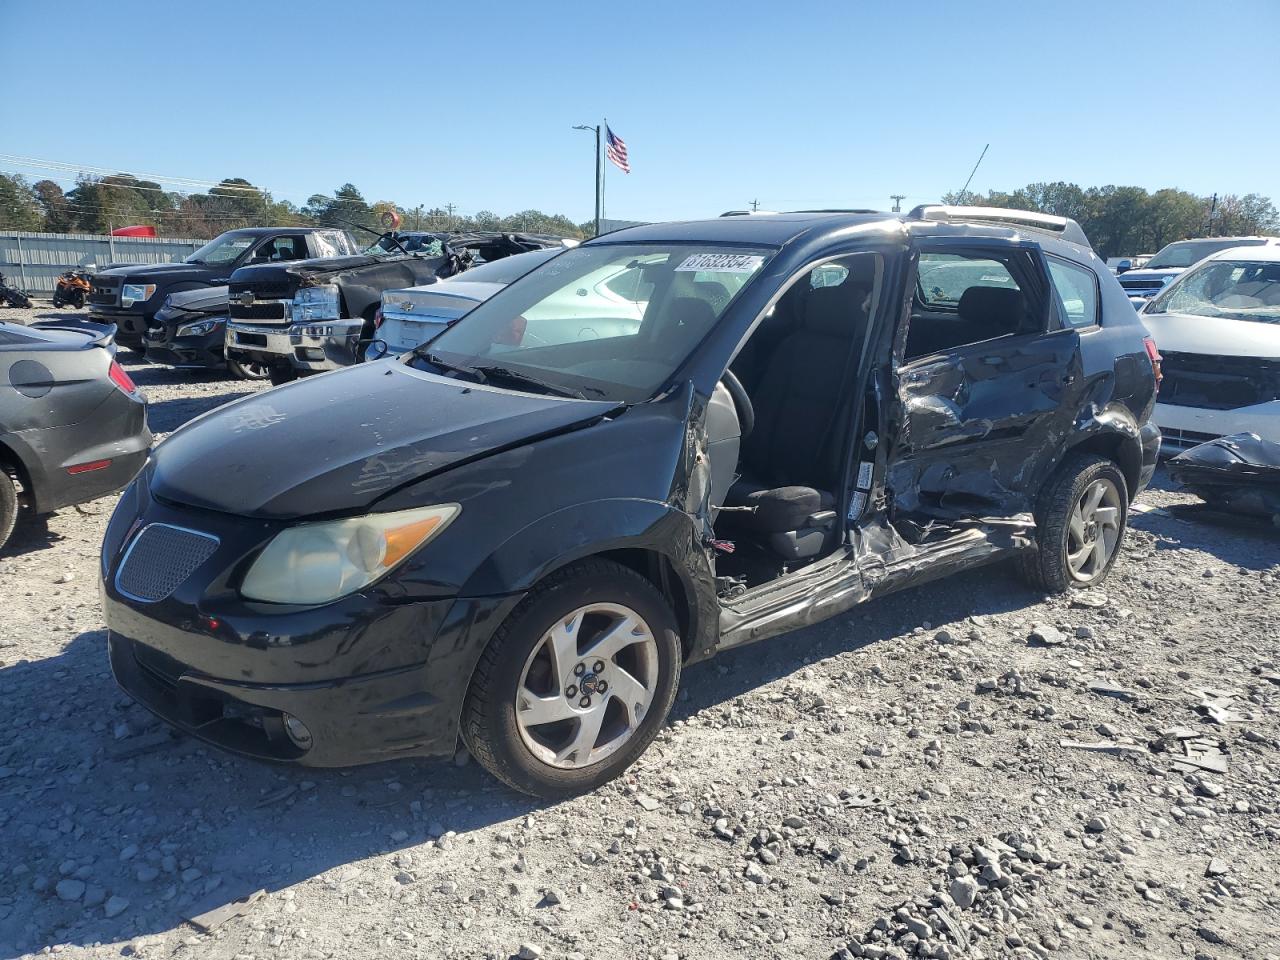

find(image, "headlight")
[239,503,460,605]
[121,283,157,306]
[292,283,341,322]
[175,318,222,337]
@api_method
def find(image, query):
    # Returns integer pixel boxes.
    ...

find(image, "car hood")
[96,262,216,282]
[165,286,229,312]
[1141,310,1280,358]
[1120,268,1181,282]
[149,360,623,519]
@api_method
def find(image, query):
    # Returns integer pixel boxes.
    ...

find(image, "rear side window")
[917,254,1018,308]
[905,249,1042,360]
[1046,257,1099,328]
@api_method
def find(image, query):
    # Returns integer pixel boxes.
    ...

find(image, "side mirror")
[1115,259,1132,275]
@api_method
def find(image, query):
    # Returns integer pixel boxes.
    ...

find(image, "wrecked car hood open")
[149,362,622,519]
[1167,432,1280,523]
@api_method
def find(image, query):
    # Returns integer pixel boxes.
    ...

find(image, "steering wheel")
[720,369,754,439]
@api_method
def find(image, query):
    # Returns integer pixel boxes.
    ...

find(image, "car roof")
[594,208,1094,261]
[1204,244,1280,263]
[224,226,337,236]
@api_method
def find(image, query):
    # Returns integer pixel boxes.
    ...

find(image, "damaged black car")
[100,207,1160,797]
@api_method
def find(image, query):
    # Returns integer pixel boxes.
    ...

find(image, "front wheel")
[1019,454,1128,593]
[228,357,272,381]
[462,559,682,798]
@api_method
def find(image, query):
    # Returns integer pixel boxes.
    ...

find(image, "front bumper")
[99,485,522,765]
[226,319,363,373]
[144,330,225,370]
[89,305,152,341]
[1155,400,1280,454]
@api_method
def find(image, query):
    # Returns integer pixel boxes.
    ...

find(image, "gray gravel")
[2,302,1279,960]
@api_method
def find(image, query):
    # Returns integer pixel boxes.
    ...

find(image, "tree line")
[942,182,1279,259]
[0,173,592,240]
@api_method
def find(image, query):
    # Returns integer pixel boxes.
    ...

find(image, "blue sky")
[2,0,1278,224]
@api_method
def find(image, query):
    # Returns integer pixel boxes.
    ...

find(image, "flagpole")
[573,123,603,238]
[594,123,602,238]
[600,118,607,232]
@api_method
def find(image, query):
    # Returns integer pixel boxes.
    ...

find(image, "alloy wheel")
[514,602,658,769]
[1066,477,1122,583]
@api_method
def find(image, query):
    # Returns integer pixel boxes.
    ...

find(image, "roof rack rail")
[908,204,1091,248]
[719,209,779,217]
[789,208,881,215]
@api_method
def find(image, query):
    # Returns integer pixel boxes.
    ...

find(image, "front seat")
[724,280,870,560]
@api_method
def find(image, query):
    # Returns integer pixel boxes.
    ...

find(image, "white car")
[373,249,562,355]
[374,249,654,355]
[1139,245,1280,452]
[1118,236,1280,305]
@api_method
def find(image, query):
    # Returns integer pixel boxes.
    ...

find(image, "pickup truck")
[88,227,360,351]
[225,232,573,384]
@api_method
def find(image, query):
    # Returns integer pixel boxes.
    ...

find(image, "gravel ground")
[2,304,1278,960]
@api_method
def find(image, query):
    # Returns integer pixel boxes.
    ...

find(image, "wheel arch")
[0,435,41,510]
[1059,427,1141,499]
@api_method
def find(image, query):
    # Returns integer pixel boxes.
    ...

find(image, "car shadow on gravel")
[1,562,1038,953]
[0,629,538,955]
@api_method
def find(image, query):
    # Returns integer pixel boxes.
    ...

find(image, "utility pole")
[445,203,456,229]
[573,123,602,237]
[890,194,905,213]
[1204,193,1218,235]
[750,198,760,212]
[412,204,423,230]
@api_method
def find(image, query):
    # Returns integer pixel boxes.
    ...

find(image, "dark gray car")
[1,320,151,550]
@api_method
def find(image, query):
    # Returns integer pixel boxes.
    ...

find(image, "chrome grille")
[115,523,220,603]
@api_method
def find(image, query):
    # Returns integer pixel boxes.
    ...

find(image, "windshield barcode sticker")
[675,253,764,273]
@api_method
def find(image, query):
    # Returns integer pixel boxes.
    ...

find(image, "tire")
[228,357,272,381]
[462,559,682,798]
[1018,454,1129,593]
[268,365,297,386]
[0,469,20,553]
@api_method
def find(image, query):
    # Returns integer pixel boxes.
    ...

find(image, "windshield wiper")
[470,364,594,400]
[417,351,486,383]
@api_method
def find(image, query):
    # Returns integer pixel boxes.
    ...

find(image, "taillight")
[108,360,137,394]
[1143,336,1162,386]
[373,307,384,329]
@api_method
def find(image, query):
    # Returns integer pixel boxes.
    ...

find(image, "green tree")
[305,183,376,233]
[0,174,45,231]
[32,179,75,232]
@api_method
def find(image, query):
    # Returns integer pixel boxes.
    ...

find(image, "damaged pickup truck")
[100,206,1160,798]
[225,231,572,384]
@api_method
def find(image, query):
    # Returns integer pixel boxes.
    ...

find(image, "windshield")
[185,233,256,266]
[1146,259,1280,324]
[1146,238,1266,270]
[455,248,561,285]
[413,243,772,402]
[363,233,445,257]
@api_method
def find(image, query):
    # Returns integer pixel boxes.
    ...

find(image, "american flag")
[606,125,630,174]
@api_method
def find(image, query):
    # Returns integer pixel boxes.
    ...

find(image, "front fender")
[460,497,719,659]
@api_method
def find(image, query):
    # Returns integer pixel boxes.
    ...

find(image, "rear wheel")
[1019,454,1128,593]
[462,559,681,798]
[0,469,20,553]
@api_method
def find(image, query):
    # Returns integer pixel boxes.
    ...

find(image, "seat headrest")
[957,286,1025,335]
[803,282,870,336]
[668,296,718,331]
